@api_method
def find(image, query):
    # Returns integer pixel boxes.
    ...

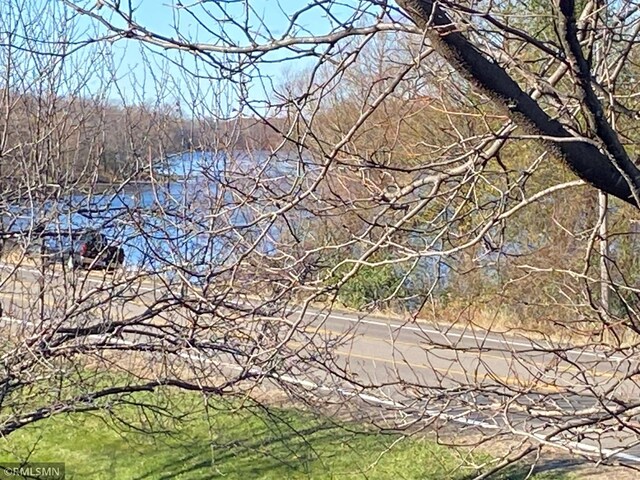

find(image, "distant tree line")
[0,87,285,190]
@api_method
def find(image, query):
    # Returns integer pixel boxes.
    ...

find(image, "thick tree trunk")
[397,0,640,207]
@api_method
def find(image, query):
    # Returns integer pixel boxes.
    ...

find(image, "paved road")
[2,261,640,463]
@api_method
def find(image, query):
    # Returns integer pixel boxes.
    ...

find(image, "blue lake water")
[3,149,444,302]
[3,150,294,276]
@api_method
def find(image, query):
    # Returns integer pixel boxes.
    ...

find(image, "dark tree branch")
[397,0,640,207]
[555,0,640,205]
[0,380,225,436]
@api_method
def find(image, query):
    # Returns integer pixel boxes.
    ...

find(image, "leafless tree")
[3,0,640,476]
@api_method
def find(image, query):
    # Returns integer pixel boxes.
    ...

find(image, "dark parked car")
[67,231,125,271]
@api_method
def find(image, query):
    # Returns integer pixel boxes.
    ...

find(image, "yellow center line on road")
[287,339,565,394]
[301,325,619,380]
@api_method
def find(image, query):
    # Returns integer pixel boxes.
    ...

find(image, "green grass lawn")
[0,390,569,480]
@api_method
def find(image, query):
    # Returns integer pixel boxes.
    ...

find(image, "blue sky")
[74,0,379,115]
